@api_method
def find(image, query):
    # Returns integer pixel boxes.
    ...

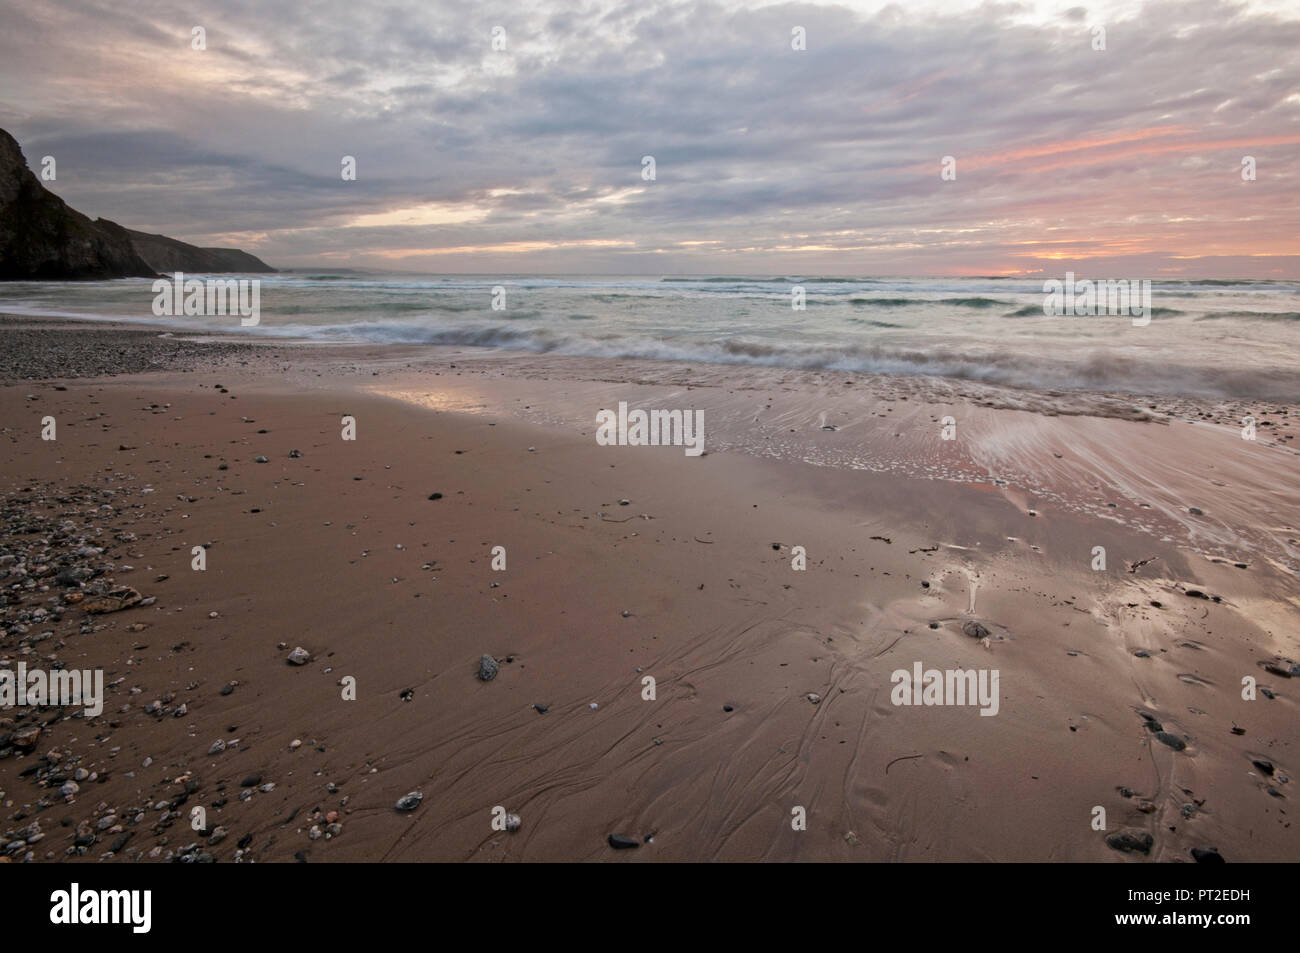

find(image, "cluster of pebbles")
[0,481,162,860]
[0,319,274,382]
[0,472,364,863]
[0,480,295,862]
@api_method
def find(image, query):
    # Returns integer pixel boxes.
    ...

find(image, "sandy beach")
[0,314,1294,862]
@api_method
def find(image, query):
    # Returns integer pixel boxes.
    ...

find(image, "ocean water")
[2,273,1298,400]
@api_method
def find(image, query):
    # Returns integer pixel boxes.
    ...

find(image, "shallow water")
[2,272,1299,400]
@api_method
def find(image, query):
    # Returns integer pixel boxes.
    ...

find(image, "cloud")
[0,0,1296,274]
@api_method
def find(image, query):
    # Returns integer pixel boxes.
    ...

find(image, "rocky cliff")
[0,128,274,279]
[0,129,156,280]
[124,228,275,274]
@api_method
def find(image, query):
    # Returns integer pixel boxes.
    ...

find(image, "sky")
[1,0,1297,276]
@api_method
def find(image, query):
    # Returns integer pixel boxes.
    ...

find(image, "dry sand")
[0,316,1296,862]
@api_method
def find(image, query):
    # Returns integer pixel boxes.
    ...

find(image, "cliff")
[124,228,275,274]
[0,129,156,280]
[0,128,274,279]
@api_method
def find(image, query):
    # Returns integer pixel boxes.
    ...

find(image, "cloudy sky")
[1,0,1297,275]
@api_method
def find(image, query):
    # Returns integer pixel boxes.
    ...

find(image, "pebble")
[607,834,639,850]
[477,654,499,681]
[1154,731,1187,751]
[287,646,311,665]
[961,621,990,639]
[1105,830,1153,854]
[395,792,423,812]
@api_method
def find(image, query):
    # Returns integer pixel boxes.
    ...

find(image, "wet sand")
[0,316,1296,862]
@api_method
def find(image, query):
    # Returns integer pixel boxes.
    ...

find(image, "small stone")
[1106,830,1153,854]
[504,813,522,832]
[395,791,423,812]
[607,833,639,849]
[1191,847,1225,864]
[82,587,143,614]
[807,693,821,704]
[1154,731,1186,751]
[208,739,226,756]
[287,646,311,665]
[240,775,262,787]
[477,654,499,681]
[255,456,268,463]
[961,621,990,639]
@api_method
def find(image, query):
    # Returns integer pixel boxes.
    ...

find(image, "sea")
[2,273,1298,400]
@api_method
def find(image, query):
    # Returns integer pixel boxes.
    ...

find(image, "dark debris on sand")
[0,316,274,381]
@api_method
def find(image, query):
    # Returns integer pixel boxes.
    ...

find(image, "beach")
[1,314,1296,862]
